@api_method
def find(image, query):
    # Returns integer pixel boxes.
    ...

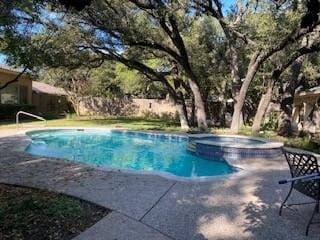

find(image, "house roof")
[32,81,67,96]
[0,64,31,75]
[309,86,320,93]
[294,86,320,105]
[296,86,320,97]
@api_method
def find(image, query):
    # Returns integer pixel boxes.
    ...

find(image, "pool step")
[186,142,196,153]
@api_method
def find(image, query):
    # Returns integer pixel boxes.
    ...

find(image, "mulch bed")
[0,183,111,240]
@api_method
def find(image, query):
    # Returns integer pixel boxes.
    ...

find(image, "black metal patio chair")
[279,148,320,236]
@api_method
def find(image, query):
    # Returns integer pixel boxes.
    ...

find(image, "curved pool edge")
[24,127,189,141]
[17,127,291,182]
[87,163,247,183]
[20,127,249,182]
[23,152,247,182]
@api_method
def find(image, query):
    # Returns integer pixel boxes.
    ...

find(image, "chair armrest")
[279,173,320,184]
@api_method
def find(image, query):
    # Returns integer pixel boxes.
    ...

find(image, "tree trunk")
[278,56,305,136]
[161,14,208,131]
[73,101,81,116]
[170,93,190,130]
[229,40,244,131]
[231,52,261,133]
[278,112,293,137]
[68,95,81,116]
[219,97,227,127]
[176,103,189,130]
[231,97,244,132]
[75,99,81,116]
[189,96,196,127]
[175,88,189,130]
[252,79,275,134]
[230,41,241,98]
[187,78,208,131]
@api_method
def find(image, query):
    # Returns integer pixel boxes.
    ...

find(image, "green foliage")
[285,137,320,154]
[185,17,231,99]
[114,62,167,98]
[1,116,182,131]
[90,62,122,98]
[160,112,178,121]
[38,67,92,95]
[38,60,167,99]
[301,54,320,85]
[65,113,78,120]
[243,1,302,51]
[140,110,161,119]
[0,0,53,68]
[40,112,61,120]
[140,110,178,121]
[261,112,279,131]
[45,198,82,218]
[1,0,320,132]
[0,184,109,240]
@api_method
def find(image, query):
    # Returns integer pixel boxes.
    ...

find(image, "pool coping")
[14,127,285,182]
[189,133,284,149]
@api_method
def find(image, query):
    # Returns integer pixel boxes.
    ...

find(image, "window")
[19,86,29,104]
[0,85,18,104]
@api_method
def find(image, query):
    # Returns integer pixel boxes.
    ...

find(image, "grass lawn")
[1,116,182,131]
[0,184,110,240]
[1,116,319,154]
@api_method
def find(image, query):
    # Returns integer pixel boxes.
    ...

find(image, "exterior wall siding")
[0,71,32,105]
[32,93,69,114]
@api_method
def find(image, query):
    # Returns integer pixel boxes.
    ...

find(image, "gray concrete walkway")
[0,131,319,240]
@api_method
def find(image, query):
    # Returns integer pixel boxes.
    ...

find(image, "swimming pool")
[25,129,235,178]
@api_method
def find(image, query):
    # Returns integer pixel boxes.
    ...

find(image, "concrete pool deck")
[1,128,320,239]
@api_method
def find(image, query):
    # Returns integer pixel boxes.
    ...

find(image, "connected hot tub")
[187,134,283,160]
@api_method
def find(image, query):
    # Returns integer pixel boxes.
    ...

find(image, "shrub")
[160,112,178,121]
[261,112,278,131]
[66,113,78,120]
[0,104,35,121]
[39,112,61,120]
[140,110,160,119]
[285,137,320,154]
[140,110,179,121]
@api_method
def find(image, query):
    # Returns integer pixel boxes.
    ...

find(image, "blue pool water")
[25,129,235,178]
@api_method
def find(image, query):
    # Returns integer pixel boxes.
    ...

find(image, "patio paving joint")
[139,181,177,222]
[112,209,176,240]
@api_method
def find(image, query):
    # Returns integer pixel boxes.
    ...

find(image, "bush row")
[0,104,36,121]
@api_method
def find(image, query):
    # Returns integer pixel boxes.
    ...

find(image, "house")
[32,81,69,114]
[0,65,32,105]
[292,86,320,134]
[0,65,70,115]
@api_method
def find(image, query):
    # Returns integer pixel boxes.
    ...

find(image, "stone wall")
[78,97,178,117]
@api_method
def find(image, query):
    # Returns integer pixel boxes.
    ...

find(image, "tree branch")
[0,67,28,90]
[194,0,255,45]
[259,20,320,64]
[272,41,320,80]
[88,45,180,101]
[0,13,67,90]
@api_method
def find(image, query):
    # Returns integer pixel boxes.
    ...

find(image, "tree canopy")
[1,0,320,133]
